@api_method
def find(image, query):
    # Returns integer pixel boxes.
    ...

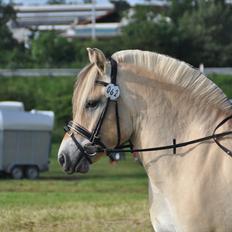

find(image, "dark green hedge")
[0,74,231,142]
[2,1,232,68]
[0,76,75,142]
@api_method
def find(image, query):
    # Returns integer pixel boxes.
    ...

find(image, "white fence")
[204,67,232,75]
[0,67,232,78]
[0,68,79,77]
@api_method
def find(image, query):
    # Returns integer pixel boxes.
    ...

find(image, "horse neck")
[120,68,231,162]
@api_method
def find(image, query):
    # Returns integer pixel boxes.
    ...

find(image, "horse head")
[57,48,133,174]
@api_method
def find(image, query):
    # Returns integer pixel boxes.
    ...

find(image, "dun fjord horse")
[58,48,232,232]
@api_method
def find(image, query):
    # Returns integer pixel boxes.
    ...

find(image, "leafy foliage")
[0,0,232,67]
[177,0,232,66]
[121,0,232,66]
[31,31,76,67]
[47,0,66,4]
[0,76,75,142]
[0,74,231,142]
[0,2,20,66]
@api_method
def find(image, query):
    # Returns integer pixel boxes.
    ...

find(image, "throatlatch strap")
[110,57,121,148]
[115,101,121,147]
[109,58,118,85]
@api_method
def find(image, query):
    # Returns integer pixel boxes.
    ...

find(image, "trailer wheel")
[25,166,39,180]
[11,166,24,179]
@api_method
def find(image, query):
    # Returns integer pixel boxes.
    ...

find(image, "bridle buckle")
[64,125,73,136]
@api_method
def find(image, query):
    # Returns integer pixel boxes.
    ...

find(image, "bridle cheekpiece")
[64,57,122,167]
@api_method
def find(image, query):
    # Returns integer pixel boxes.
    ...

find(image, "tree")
[121,0,232,66]
[31,31,76,67]
[0,2,18,65]
[121,5,179,56]
[47,0,66,4]
[178,0,232,66]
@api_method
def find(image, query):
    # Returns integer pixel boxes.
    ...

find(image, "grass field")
[0,144,153,232]
[0,74,231,231]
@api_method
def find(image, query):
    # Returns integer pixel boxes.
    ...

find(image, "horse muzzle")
[58,152,90,174]
[58,139,99,174]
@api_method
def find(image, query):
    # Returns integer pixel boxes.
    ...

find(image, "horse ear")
[86,48,107,72]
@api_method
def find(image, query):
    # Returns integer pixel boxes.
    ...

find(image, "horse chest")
[149,179,181,232]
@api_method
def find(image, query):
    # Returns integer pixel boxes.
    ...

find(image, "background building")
[8,1,169,42]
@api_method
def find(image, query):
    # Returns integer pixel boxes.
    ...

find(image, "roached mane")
[112,50,232,113]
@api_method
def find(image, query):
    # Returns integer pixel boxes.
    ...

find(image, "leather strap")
[64,57,122,164]
[213,114,232,157]
[65,56,232,161]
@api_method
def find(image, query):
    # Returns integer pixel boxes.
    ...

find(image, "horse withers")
[58,48,232,232]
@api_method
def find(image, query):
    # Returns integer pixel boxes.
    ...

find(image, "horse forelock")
[112,50,232,114]
[72,63,99,120]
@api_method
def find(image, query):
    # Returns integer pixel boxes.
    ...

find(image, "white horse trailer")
[0,101,54,179]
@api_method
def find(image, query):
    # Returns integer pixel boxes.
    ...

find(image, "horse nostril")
[58,154,65,167]
[58,153,71,172]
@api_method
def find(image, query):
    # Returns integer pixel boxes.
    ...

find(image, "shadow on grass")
[39,172,147,181]
[0,170,147,181]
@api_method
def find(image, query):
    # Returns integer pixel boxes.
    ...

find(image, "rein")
[65,57,232,164]
[100,125,232,157]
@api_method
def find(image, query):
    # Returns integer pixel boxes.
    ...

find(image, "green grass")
[0,144,152,232]
[0,74,231,231]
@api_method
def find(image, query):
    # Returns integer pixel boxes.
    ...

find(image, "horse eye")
[85,99,100,109]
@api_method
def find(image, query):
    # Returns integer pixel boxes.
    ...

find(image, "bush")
[31,31,76,67]
[0,76,76,142]
[0,74,231,142]
[121,1,232,67]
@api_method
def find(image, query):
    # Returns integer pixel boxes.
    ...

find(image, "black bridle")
[64,57,232,168]
[64,58,122,165]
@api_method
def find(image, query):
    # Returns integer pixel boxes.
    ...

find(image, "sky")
[3,0,142,5]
